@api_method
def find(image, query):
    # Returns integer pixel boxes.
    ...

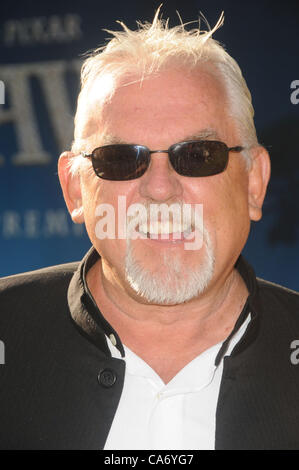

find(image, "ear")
[248,146,271,221]
[58,152,85,224]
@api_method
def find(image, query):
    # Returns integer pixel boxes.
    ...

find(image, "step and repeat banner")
[0,0,298,289]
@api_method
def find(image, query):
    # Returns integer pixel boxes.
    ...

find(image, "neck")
[86,258,249,362]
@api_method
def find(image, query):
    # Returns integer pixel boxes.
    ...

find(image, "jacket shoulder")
[256,277,299,322]
[0,261,80,336]
[257,277,299,299]
[0,261,79,294]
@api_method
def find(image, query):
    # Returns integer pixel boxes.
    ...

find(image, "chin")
[124,236,215,305]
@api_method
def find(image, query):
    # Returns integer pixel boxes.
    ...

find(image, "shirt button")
[109,334,117,347]
[98,368,117,388]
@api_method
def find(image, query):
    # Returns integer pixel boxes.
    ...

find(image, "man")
[0,10,299,450]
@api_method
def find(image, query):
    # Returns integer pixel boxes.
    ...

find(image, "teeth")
[138,221,192,235]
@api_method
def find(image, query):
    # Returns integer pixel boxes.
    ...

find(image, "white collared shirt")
[104,314,251,450]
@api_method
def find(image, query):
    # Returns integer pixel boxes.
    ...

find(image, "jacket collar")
[68,247,125,358]
[214,256,261,366]
[68,247,261,362]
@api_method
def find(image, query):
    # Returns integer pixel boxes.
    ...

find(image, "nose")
[138,151,183,202]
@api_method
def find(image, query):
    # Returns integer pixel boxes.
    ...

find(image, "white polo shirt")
[104,314,251,450]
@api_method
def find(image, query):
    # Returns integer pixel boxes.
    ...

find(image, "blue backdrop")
[0,0,298,290]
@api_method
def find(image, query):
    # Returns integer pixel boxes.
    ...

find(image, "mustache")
[125,201,204,232]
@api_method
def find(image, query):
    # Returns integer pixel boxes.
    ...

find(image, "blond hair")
[70,7,257,173]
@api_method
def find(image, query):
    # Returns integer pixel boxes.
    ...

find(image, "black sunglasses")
[82,140,244,181]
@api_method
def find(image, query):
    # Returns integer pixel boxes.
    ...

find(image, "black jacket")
[0,247,299,450]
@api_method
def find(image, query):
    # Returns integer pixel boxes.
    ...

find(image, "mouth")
[137,221,195,242]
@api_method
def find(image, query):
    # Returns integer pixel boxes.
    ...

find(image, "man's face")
[69,67,260,304]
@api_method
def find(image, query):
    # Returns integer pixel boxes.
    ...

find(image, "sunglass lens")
[169,141,228,177]
[91,145,149,181]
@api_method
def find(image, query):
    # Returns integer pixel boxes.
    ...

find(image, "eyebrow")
[101,128,220,146]
[181,128,220,142]
[101,134,128,145]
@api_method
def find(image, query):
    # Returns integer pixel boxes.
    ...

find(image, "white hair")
[70,7,257,175]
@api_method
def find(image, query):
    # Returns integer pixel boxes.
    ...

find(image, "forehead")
[94,67,234,146]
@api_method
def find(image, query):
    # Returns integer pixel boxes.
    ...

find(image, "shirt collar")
[67,247,260,362]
